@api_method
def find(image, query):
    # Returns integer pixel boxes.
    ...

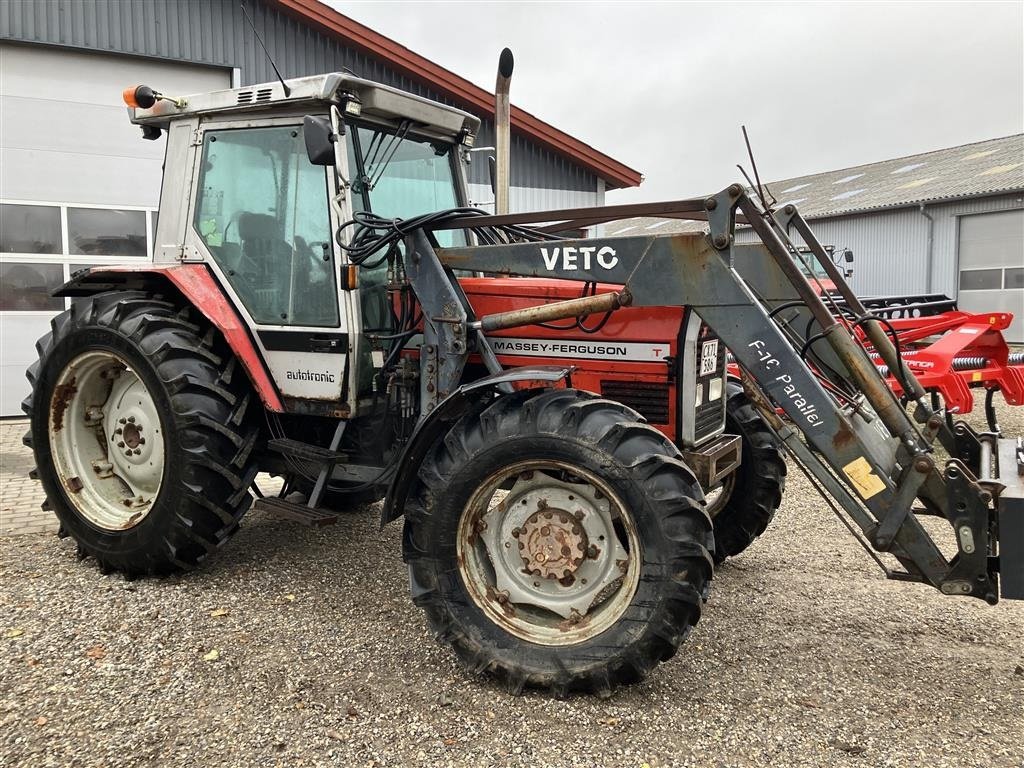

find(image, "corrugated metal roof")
[764,134,1024,218]
[592,135,1024,236]
[0,0,641,191]
[598,217,706,238]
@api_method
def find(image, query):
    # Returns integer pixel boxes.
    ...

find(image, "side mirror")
[303,115,336,166]
[844,249,854,263]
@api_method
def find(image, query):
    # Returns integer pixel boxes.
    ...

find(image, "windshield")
[792,251,830,279]
[347,124,466,248]
[345,124,467,397]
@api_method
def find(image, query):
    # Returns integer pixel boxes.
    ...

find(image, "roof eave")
[272,0,643,189]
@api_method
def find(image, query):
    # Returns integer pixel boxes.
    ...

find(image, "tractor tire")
[705,382,786,564]
[403,388,714,696]
[23,291,259,576]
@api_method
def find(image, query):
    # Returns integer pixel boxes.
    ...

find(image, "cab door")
[187,119,352,408]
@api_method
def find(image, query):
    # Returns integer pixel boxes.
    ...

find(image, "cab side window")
[193,125,339,327]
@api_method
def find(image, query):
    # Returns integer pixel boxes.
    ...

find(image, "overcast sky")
[330,1,1023,204]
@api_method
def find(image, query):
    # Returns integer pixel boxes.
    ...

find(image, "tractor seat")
[238,213,290,258]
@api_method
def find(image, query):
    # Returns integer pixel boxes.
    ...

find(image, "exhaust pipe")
[495,47,514,215]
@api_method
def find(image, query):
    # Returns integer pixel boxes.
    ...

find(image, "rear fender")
[56,264,284,412]
[380,365,574,526]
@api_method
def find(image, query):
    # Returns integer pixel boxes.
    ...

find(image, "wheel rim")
[456,459,641,646]
[703,470,737,519]
[48,350,165,531]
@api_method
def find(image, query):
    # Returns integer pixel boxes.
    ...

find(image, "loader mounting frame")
[397,185,1023,602]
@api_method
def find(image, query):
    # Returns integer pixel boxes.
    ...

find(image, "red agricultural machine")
[22,70,1024,696]
[739,285,1024,427]
[854,296,1023,426]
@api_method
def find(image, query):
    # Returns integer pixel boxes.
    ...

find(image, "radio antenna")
[240,3,291,96]
[740,125,776,209]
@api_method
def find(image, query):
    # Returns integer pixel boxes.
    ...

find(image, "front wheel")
[403,388,714,696]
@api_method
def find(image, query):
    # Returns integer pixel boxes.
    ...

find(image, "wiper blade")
[364,120,412,191]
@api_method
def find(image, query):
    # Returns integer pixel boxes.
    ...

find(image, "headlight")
[708,377,724,402]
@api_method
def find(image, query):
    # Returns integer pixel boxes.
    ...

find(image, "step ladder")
[252,421,347,527]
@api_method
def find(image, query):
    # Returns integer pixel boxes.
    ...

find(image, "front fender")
[380,365,573,526]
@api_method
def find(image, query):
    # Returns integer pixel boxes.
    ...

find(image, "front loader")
[23,73,1024,696]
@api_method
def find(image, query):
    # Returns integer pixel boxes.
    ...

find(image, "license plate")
[700,339,719,376]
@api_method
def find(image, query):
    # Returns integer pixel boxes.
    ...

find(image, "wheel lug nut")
[124,450,132,457]
[115,428,123,435]
[127,416,135,423]
[117,441,125,448]
[118,418,126,425]
[139,438,145,445]
[133,449,141,455]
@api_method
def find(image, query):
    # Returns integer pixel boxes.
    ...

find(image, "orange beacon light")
[122,85,160,109]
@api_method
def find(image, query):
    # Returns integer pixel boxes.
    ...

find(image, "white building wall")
[0,44,230,416]
[734,192,1024,299]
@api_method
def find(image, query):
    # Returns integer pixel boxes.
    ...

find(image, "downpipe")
[919,203,934,295]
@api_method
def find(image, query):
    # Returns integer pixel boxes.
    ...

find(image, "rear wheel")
[705,382,786,563]
[23,291,259,576]
[403,388,714,696]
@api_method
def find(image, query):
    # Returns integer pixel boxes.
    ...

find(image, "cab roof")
[129,72,480,142]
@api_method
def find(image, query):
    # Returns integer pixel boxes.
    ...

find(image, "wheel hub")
[48,351,165,530]
[460,463,636,644]
[517,508,588,580]
[122,421,142,449]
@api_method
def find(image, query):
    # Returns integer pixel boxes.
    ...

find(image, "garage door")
[957,209,1024,343]
[0,44,230,416]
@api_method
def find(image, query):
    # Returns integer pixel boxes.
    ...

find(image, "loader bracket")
[952,421,983,476]
[941,461,998,603]
[380,366,574,526]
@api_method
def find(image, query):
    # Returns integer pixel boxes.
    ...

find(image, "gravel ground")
[2,393,1023,768]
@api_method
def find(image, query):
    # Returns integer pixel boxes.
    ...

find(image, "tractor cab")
[789,245,854,294]
[126,75,478,413]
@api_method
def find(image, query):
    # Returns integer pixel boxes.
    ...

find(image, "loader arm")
[411,185,1023,601]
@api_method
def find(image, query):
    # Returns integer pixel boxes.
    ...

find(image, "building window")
[68,207,148,257]
[0,204,62,254]
[0,262,65,311]
[1005,267,1024,290]
[958,268,1002,291]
